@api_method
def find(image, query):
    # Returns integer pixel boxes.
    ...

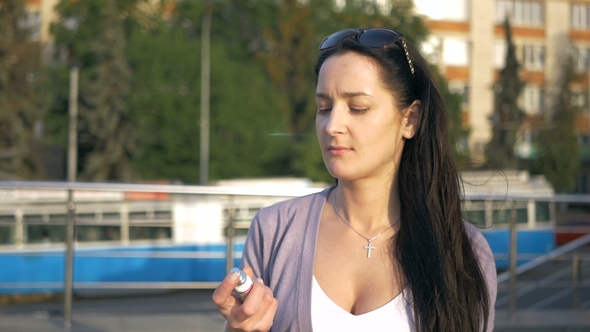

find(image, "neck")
[333,179,401,234]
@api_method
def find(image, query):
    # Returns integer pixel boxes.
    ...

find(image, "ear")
[402,100,421,139]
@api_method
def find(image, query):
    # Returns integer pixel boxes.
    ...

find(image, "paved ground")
[1,288,590,332]
[495,245,590,312]
[0,290,226,332]
[2,246,590,332]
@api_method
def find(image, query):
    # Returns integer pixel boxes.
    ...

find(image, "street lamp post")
[200,1,212,185]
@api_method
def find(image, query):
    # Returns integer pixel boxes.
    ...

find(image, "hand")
[212,266,278,332]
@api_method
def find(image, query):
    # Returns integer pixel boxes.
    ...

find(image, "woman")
[213,28,497,332]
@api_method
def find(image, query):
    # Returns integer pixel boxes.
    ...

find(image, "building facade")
[22,0,60,62]
[415,0,590,163]
[22,0,59,43]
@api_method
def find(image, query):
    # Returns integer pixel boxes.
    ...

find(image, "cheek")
[371,121,403,153]
[315,117,325,137]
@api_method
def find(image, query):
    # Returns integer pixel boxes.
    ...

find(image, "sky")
[413,0,467,21]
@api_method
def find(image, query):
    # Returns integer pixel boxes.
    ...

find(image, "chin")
[323,159,358,180]
[326,168,354,182]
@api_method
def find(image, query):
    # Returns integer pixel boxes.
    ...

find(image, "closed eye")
[350,107,369,114]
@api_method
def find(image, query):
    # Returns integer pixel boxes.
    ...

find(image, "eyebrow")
[315,92,371,99]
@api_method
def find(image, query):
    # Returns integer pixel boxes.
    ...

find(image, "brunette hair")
[315,36,490,331]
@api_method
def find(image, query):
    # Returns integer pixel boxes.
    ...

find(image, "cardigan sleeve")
[465,222,497,332]
[240,212,266,281]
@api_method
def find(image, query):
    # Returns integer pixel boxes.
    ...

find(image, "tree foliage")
[34,0,466,184]
[80,0,135,181]
[431,66,470,167]
[125,18,202,182]
[529,56,581,193]
[50,0,140,181]
[485,18,525,169]
[126,11,292,183]
[0,0,45,179]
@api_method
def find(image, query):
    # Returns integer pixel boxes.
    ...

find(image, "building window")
[19,11,41,41]
[414,0,469,21]
[571,90,587,109]
[496,0,544,27]
[523,85,544,114]
[449,82,470,106]
[572,46,590,72]
[421,35,442,65]
[522,45,545,71]
[572,3,590,30]
[494,41,507,68]
[443,38,470,66]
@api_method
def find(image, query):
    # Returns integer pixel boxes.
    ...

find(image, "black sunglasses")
[319,28,415,76]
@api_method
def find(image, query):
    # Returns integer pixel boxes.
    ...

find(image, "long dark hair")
[315,36,490,331]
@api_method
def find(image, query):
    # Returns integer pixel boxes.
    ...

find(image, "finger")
[212,269,241,307]
[230,279,277,331]
[243,266,254,278]
[234,277,266,320]
[251,282,278,331]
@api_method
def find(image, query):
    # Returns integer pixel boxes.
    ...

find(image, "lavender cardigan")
[240,186,497,331]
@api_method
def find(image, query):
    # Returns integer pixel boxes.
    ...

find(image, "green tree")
[127,1,292,183]
[0,0,45,179]
[125,17,202,182]
[50,0,139,181]
[529,56,580,193]
[81,0,135,181]
[485,18,525,169]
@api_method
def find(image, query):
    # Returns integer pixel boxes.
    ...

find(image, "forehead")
[316,52,385,93]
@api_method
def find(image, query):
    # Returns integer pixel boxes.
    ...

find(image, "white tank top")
[311,276,415,332]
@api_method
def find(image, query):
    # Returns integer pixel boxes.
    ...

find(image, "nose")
[325,107,347,136]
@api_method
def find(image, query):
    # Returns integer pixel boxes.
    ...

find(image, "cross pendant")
[364,240,376,258]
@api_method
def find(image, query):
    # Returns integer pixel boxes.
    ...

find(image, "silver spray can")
[230,267,253,303]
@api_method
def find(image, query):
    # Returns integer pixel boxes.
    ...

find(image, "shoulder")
[463,221,488,251]
[247,186,331,242]
[254,186,332,224]
[462,221,495,266]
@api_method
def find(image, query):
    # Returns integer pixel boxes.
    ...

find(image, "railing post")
[15,211,23,245]
[225,197,236,274]
[509,200,518,316]
[485,199,493,227]
[572,250,580,309]
[121,203,129,244]
[64,191,75,328]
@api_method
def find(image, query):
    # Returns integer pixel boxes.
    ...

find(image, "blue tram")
[0,173,558,295]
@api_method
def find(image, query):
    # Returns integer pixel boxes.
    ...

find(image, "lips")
[328,145,352,156]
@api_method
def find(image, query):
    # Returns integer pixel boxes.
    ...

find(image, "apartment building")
[415,0,590,162]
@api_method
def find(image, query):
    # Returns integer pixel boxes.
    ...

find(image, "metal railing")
[0,180,321,327]
[1,181,590,328]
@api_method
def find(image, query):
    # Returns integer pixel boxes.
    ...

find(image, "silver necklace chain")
[332,189,400,258]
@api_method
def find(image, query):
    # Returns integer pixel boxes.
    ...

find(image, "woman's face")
[315,52,418,183]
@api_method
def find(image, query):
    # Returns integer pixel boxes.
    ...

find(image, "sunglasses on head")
[319,28,415,76]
